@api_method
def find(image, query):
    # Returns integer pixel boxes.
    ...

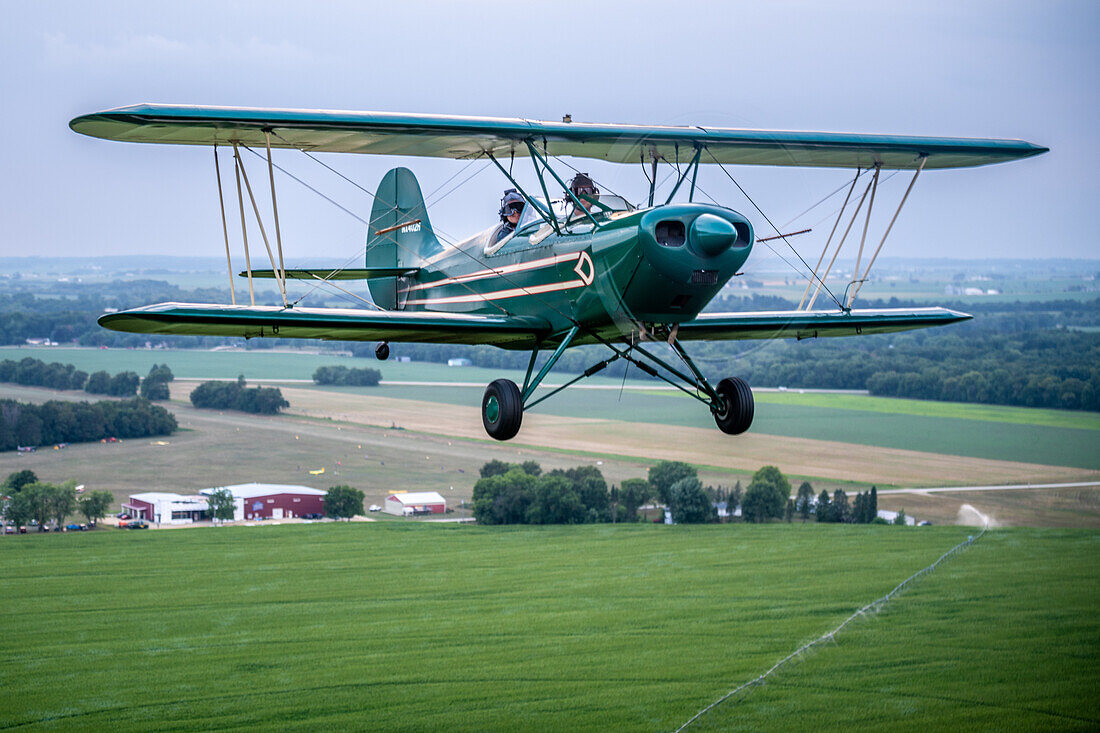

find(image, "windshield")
[515,194,632,231]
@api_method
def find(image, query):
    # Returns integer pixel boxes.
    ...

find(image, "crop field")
[345,384,1100,470]
[1,524,1096,731]
[5,346,1097,469]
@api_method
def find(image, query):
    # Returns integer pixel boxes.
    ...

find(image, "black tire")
[482,379,523,441]
[713,377,754,435]
[375,342,390,361]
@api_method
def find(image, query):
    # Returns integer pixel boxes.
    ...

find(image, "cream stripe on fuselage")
[404,278,587,306]
[399,251,583,294]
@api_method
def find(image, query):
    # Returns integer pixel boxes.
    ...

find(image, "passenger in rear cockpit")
[495,189,525,243]
[566,172,599,223]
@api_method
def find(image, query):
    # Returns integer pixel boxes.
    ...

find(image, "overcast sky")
[1,0,1096,271]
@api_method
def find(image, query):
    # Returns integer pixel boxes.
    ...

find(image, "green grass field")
[1,524,1096,731]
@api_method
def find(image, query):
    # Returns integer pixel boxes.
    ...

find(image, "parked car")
[368,505,381,512]
[119,520,148,529]
[116,513,131,520]
[301,513,323,520]
[2,525,15,535]
[65,523,88,532]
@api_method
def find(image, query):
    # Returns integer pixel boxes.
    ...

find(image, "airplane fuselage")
[398,203,754,345]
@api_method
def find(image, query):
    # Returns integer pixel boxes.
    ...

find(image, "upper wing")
[99,302,550,349]
[70,104,1047,170]
[675,307,971,341]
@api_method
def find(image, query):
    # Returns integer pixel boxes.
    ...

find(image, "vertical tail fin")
[365,167,440,309]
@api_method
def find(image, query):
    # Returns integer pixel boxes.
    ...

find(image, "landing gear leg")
[482,379,523,441]
[713,377,754,435]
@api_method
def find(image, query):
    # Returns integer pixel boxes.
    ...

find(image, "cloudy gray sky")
[1,0,1096,270]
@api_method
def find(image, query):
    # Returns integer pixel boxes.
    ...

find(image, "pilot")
[567,173,599,222]
[495,189,525,243]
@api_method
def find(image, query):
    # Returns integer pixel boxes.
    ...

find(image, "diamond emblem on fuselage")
[573,250,595,286]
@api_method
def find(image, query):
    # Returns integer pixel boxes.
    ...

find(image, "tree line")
[2,471,113,530]
[1,358,174,401]
[471,459,915,527]
[471,460,769,525]
[0,398,177,451]
[312,366,381,386]
[189,377,289,414]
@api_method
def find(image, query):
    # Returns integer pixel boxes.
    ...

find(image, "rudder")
[365,167,440,309]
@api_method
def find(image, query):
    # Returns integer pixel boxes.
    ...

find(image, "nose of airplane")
[690,214,739,257]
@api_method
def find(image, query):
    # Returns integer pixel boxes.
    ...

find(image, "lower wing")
[98,303,549,349]
[675,307,971,341]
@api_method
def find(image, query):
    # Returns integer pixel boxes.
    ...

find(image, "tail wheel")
[713,377,754,435]
[482,379,523,441]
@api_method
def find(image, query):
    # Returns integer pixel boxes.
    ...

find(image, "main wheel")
[713,377,754,435]
[482,379,523,441]
[375,342,390,361]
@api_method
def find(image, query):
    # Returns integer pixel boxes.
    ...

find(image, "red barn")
[200,483,328,521]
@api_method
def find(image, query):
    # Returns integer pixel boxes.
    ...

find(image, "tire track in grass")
[673,522,990,732]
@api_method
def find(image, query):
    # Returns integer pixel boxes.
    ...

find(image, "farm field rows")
[1,524,1096,731]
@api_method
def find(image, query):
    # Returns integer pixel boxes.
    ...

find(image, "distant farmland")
[4,346,1098,470]
[1,524,1096,731]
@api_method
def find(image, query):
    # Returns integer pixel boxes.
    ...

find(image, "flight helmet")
[499,189,525,221]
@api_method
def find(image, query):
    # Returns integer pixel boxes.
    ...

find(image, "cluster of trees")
[472,461,616,525]
[797,483,883,524]
[2,471,114,529]
[0,398,177,451]
[469,460,915,528]
[0,358,88,390]
[204,489,236,522]
[1,358,174,401]
[324,486,366,519]
[471,460,728,525]
[312,366,382,386]
[139,364,173,400]
[190,376,289,414]
[84,370,139,397]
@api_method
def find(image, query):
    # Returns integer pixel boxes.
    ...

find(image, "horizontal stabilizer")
[98,302,549,349]
[239,268,419,281]
[676,307,971,341]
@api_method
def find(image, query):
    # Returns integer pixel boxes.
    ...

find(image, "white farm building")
[384,491,446,516]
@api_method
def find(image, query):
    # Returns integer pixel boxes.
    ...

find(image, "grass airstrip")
[1,523,1097,731]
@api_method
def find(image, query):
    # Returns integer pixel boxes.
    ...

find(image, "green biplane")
[70,105,1046,440]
